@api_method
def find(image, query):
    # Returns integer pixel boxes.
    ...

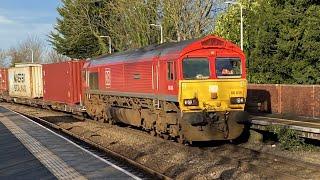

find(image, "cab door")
[165,60,177,95]
[152,57,160,95]
[152,57,160,108]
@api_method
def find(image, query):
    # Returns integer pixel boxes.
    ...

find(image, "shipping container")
[43,60,85,105]
[0,68,8,93]
[8,64,43,98]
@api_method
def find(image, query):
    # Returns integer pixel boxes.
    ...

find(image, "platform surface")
[0,106,139,180]
[250,113,320,140]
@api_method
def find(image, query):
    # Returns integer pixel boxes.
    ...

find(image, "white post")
[240,4,243,51]
[150,24,163,44]
[225,1,243,50]
[160,25,163,44]
[99,35,112,54]
[30,49,34,63]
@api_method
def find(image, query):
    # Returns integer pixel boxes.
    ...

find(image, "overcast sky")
[0,0,60,50]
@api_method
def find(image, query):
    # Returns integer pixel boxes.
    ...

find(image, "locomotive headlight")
[184,98,199,106]
[230,97,245,104]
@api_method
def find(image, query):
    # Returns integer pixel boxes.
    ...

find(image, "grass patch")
[266,125,316,151]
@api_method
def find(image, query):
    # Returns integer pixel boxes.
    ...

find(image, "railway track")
[197,144,320,179]
[10,109,171,180]
[2,102,320,179]
[225,145,320,179]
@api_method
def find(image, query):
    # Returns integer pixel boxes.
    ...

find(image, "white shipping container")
[8,64,43,98]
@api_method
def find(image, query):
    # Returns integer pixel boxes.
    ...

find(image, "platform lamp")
[30,49,34,63]
[99,35,112,54]
[150,24,163,44]
[224,1,243,51]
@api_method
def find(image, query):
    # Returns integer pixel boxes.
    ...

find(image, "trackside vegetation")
[267,125,316,151]
[215,0,320,84]
[50,0,217,58]
[50,0,320,84]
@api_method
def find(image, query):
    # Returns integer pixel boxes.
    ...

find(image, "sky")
[0,0,61,50]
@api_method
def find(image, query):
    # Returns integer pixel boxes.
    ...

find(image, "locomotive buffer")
[0,107,139,179]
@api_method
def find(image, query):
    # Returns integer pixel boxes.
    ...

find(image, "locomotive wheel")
[157,133,162,138]
[150,129,156,136]
[162,134,169,140]
[108,120,114,125]
[177,135,185,144]
[98,118,105,123]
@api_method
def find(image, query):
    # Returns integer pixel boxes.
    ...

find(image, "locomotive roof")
[86,35,241,67]
[87,38,198,67]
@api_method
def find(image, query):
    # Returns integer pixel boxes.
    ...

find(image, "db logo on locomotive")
[105,68,111,88]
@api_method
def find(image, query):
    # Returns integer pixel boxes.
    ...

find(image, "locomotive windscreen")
[182,58,210,80]
[216,58,242,78]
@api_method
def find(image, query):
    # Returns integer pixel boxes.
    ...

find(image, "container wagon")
[0,68,8,94]
[43,60,85,105]
[8,63,43,98]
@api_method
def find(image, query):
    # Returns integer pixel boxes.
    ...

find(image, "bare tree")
[50,0,218,55]
[44,48,70,63]
[0,49,8,67]
[162,0,214,42]
[99,0,159,51]
[7,35,45,66]
[102,0,214,50]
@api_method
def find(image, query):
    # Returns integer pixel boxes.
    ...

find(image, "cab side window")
[167,61,175,80]
[89,72,99,90]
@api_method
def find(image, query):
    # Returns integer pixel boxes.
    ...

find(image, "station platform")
[250,113,320,140]
[0,106,139,180]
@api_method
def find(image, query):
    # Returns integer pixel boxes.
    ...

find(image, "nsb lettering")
[14,73,25,83]
[13,84,27,92]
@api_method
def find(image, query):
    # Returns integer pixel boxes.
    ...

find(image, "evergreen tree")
[50,0,111,58]
[50,0,217,58]
[215,0,320,84]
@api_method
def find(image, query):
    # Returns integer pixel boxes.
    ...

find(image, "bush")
[267,125,315,151]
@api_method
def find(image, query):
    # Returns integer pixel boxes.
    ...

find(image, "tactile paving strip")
[0,114,87,180]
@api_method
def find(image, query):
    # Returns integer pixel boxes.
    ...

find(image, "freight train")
[0,35,248,144]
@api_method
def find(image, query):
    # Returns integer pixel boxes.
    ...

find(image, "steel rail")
[10,109,172,180]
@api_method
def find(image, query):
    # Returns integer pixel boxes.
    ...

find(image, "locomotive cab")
[177,37,248,141]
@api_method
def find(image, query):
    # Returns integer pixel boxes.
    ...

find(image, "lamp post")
[30,49,34,63]
[99,35,112,54]
[150,24,163,44]
[225,1,243,51]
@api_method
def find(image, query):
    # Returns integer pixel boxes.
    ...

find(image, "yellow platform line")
[0,113,87,180]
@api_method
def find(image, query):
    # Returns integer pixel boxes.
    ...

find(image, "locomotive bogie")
[83,92,181,137]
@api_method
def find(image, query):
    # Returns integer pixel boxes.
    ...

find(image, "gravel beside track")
[2,102,320,179]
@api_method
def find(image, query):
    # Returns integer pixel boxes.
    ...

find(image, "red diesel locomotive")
[83,35,248,143]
